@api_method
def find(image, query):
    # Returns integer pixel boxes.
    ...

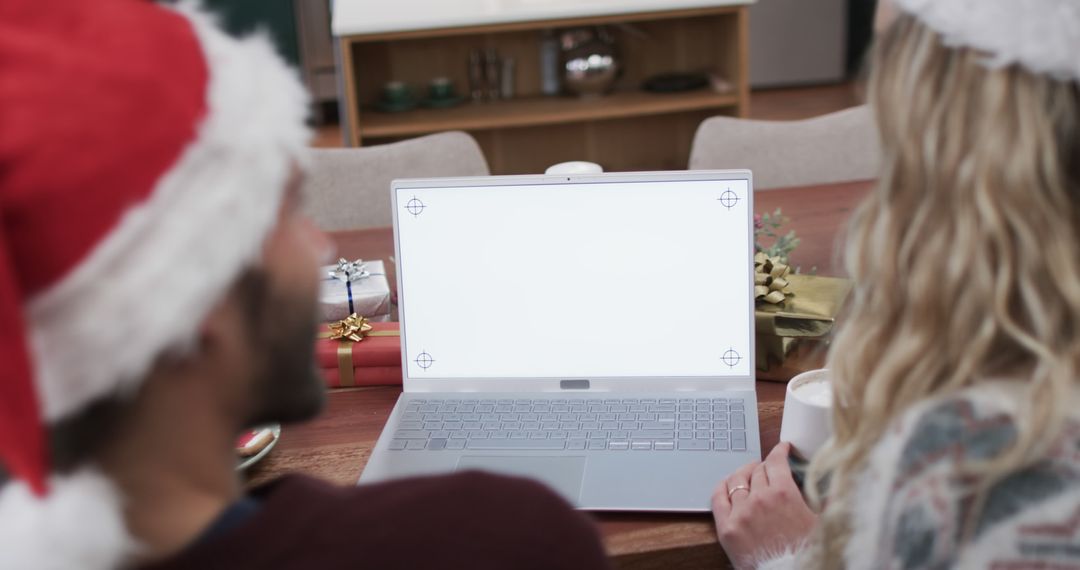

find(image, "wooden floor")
[748,82,860,121]
[311,82,860,149]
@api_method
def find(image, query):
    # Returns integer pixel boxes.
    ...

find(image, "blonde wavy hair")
[805,12,1080,566]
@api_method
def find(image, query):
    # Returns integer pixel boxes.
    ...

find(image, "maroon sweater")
[141,472,611,570]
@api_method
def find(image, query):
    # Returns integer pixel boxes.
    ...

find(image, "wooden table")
[247,179,873,568]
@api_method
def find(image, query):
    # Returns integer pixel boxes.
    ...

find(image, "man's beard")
[237,269,326,427]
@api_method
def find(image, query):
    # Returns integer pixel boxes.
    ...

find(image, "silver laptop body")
[358,170,760,512]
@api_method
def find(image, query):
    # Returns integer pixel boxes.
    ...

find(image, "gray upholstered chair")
[302,131,490,230]
[688,105,880,190]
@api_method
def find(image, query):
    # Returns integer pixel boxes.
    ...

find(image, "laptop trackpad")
[456,456,585,504]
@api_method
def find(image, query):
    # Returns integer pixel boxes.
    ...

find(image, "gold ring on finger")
[728,484,750,498]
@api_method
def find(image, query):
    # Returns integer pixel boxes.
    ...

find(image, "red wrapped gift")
[316,315,401,388]
[316,322,400,368]
[319,366,402,388]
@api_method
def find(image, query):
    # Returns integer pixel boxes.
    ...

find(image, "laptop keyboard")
[386,397,749,452]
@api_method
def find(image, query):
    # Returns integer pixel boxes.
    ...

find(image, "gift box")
[319,367,402,389]
[317,316,402,388]
[320,258,392,322]
[755,272,852,381]
[316,321,401,368]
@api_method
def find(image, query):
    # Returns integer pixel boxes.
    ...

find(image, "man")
[0,1,610,568]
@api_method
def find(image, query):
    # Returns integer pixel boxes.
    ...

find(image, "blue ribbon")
[325,258,388,317]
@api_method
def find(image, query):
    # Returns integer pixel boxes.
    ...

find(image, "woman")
[712,0,1080,567]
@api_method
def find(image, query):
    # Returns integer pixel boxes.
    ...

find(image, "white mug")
[544,161,603,175]
[779,369,833,460]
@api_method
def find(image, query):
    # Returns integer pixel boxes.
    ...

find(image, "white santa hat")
[0,0,309,566]
[893,0,1080,82]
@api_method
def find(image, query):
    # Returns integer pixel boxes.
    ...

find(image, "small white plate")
[236,424,281,471]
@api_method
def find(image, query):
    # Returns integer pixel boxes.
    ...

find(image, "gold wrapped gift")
[755,273,852,381]
[754,253,793,305]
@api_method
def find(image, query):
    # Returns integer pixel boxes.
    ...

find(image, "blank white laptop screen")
[395,178,752,380]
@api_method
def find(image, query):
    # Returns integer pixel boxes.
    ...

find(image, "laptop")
[358,170,760,511]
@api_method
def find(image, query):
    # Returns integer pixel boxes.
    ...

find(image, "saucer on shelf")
[375,99,417,113]
[422,95,464,109]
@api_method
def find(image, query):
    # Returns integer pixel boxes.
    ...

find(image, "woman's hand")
[711,442,818,569]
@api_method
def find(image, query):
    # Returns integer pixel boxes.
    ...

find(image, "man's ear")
[191,294,245,368]
[136,298,239,400]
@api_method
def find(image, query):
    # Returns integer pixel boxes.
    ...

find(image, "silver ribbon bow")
[328,257,371,283]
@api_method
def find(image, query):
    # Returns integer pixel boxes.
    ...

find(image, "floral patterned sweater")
[761,382,1080,569]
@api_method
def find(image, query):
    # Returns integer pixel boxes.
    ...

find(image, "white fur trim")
[752,545,804,569]
[0,469,139,570]
[26,3,310,421]
[894,0,1080,82]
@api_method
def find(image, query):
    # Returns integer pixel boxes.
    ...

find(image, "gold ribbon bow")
[319,313,400,388]
[326,313,373,342]
[754,252,793,305]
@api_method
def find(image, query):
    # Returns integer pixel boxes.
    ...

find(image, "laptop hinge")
[560,379,590,390]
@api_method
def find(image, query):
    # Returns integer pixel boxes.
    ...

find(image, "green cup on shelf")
[424,77,462,109]
[377,81,415,113]
[428,77,454,99]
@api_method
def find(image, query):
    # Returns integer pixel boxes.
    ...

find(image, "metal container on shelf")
[559,26,619,97]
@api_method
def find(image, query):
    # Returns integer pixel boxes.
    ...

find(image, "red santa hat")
[0,0,309,566]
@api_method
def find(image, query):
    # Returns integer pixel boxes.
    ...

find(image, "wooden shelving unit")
[338,6,750,174]
[360,90,740,138]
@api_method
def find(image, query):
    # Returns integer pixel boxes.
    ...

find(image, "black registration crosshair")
[722,348,741,368]
[414,351,435,370]
[718,189,739,209]
[405,196,426,217]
